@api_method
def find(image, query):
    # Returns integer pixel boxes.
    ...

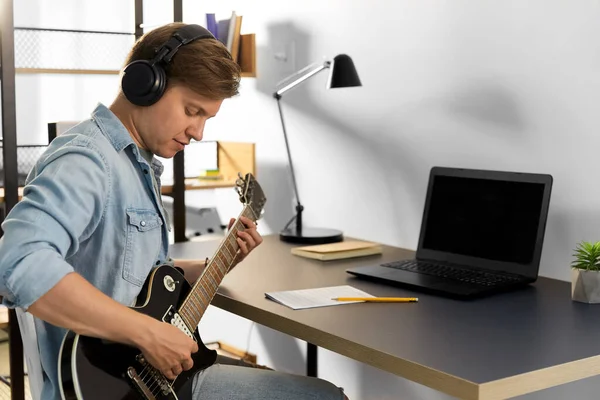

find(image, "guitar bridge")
[127,366,157,400]
[132,354,172,397]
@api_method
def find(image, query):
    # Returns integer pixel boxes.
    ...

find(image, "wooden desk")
[170,235,600,400]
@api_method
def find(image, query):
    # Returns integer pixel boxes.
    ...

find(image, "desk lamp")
[273,54,362,244]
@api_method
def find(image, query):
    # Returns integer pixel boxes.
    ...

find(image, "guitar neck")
[178,205,256,329]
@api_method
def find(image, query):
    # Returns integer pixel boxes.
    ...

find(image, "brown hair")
[123,22,241,100]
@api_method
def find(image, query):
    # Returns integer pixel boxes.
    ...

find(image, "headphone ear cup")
[121,60,166,106]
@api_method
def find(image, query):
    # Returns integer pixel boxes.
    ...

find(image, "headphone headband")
[152,24,215,65]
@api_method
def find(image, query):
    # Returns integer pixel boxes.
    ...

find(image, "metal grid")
[14,28,135,71]
[0,145,47,186]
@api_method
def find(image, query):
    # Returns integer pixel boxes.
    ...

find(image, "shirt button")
[140,221,146,227]
[144,170,149,174]
[156,260,160,265]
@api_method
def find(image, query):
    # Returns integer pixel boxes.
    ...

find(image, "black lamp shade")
[328,54,362,89]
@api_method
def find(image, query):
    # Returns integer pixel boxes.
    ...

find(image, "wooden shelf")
[161,178,238,193]
[162,140,255,194]
[238,33,256,77]
[17,33,257,78]
[16,68,119,75]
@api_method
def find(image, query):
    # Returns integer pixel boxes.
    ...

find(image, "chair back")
[15,308,43,400]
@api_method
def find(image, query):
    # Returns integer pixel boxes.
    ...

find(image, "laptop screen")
[418,170,551,276]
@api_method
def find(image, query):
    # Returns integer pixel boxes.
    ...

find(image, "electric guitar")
[58,172,267,400]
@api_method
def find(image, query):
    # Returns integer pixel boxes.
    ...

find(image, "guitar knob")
[163,275,176,292]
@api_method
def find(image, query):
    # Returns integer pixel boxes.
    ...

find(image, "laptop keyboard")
[381,260,523,287]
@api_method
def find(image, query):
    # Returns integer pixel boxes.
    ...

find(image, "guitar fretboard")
[178,205,256,329]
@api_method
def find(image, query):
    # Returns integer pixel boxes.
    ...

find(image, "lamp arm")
[276,96,304,233]
[273,60,331,98]
[273,59,331,234]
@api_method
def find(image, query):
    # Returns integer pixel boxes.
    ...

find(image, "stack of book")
[206,11,243,62]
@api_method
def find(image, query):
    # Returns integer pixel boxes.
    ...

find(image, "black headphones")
[121,24,215,107]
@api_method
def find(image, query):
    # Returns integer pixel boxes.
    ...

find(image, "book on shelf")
[291,240,383,261]
[206,13,218,38]
[211,11,243,62]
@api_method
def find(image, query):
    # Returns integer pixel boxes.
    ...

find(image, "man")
[0,23,347,399]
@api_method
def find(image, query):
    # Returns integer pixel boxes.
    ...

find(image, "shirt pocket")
[123,208,163,286]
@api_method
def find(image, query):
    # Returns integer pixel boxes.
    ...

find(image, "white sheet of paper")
[265,285,375,310]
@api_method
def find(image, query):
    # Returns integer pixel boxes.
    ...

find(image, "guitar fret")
[179,308,190,324]
[209,267,221,285]
[224,241,233,260]
[183,305,198,327]
[180,311,194,330]
[185,297,202,321]
[190,292,205,314]
[195,290,208,310]
[213,262,225,279]
[235,221,245,233]
[216,254,229,275]
[221,241,229,258]
[193,282,210,306]
[231,237,240,256]
[218,252,229,268]
[228,237,238,254]
[230,230,240,245]
[206,269,218,289]
[200,280,213,302]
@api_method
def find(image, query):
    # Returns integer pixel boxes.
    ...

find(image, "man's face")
[134,85,223,158]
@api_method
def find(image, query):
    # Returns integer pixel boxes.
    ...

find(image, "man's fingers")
[182,358,194,371]
[238,231,256,249]
[237,237,249,254]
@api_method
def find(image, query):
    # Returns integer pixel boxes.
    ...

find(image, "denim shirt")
[0,103,171,399]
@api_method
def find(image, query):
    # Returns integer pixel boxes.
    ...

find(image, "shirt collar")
[91,103,164,177]
[91,103,135,153]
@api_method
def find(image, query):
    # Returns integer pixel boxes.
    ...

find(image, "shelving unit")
[168,0,258,242]
[0,1,257,397]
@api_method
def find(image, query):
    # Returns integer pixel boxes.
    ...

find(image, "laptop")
[346,166,553,299]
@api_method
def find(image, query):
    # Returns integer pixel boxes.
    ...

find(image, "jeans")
[192,364,345,400]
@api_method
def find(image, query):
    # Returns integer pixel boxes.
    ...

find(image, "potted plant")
[571,241,600,303]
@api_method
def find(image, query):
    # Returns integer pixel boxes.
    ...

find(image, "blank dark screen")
[422,175,545,264]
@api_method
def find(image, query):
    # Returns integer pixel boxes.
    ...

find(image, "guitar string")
[144,365,165,397]
[136,208,258,397]
[139,363,163,395]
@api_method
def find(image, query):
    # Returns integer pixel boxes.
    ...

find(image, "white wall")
[11,1,600,399]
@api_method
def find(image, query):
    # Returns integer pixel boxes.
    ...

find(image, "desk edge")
[212,294,480,400]
[479,354,600,399]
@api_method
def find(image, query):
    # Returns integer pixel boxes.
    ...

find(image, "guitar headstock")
[235,173,267,221]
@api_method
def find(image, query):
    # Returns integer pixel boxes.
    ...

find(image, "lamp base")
[279,227,344,245]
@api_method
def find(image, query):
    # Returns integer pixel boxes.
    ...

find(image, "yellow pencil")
[331,297,418,303]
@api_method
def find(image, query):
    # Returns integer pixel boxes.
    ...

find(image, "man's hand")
[137,319,198,380]
[228,216,262,267]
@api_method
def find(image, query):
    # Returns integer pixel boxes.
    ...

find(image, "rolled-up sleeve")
[0,138,109,309]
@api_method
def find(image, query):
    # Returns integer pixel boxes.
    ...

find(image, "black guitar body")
[59,266,217,400]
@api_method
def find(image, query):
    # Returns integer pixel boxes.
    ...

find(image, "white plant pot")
[571,268,600,303]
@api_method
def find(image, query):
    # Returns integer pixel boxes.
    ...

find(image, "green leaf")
[571,241,600,271]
